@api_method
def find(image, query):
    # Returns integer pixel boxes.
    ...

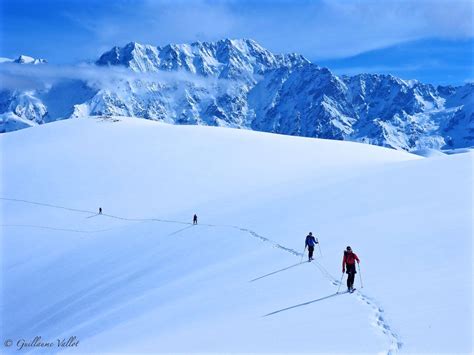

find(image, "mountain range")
[0,38,472,151]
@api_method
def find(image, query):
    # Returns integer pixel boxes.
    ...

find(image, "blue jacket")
[305,235,318,247]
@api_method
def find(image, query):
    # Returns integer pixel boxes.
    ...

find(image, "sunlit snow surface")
[1,117,472,354]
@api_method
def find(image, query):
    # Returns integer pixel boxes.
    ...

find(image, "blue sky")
[1,0,472,85]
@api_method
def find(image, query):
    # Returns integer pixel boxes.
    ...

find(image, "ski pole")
[300,246,306,262]
[317,238,323,257]
[358,263,363,288]
[336,272,344,293]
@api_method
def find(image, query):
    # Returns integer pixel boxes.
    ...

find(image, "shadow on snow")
[249,261,307,282]
[264,292,347,317]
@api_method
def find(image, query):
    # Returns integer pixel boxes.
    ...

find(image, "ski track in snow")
[1,224,115,233]
[234,227,403,355]
[2,197,402,354]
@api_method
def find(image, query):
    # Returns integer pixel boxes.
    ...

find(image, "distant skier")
[99,207,102,215]
[193,214,198,225]
[305,232,319,262]
[342,246,360,292]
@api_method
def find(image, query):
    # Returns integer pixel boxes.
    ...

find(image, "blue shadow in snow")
[264,292,347,317]
[249,261,306,282]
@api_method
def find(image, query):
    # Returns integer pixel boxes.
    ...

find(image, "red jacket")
[342,252,360,270]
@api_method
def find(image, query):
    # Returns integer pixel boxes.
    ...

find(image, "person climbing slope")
[342,246,360,292]
[304,232,319,262]
[193,214,198,225]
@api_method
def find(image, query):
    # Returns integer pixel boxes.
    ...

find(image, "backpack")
[344,251,356,264]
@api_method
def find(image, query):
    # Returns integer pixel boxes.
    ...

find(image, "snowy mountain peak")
[14,55,47,64]
[1,39,472,152]
[96,42,158,70]
[97,38,309,76]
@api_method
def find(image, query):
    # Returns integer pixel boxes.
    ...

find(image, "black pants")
[308,246,314,259]
[346,264,356,288]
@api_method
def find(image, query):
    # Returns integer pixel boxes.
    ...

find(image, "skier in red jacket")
[342,246,360,292]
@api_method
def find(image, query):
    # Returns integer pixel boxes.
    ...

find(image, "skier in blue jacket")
[305,232,319,262]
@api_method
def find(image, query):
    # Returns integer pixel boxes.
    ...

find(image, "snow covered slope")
[1,39,472,152]
[1,117,472,354]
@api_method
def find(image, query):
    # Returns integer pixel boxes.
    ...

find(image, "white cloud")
[64,0,473,60]
[254,0,474,59]
[0,62,223,92]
